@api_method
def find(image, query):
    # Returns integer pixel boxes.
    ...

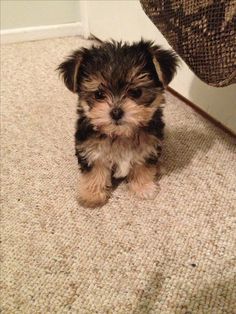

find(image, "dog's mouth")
[113,119,123,126]
[94,119,135,138]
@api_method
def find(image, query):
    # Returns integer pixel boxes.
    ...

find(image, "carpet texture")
[1,37,236,314]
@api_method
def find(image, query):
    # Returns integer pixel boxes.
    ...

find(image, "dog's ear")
[151,46,179,86]
[57,49,85,93]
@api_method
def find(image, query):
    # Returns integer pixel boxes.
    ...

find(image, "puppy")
[58,40,178,207]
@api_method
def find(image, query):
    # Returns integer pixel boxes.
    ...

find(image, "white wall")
[86,0,236,133]
[0,0,83,43]
[0,0,80,30]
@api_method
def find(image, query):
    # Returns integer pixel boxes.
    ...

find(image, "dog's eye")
[94,90,106,100]
[128,88,142,99]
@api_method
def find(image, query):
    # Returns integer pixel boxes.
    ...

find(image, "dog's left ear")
[57,49,85,93]
[151,46,179,86]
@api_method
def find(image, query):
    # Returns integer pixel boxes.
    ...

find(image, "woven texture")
[1,37,236,313]
[140,0,236,87]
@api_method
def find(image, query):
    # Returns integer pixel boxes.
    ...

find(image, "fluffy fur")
[58,40,178,207]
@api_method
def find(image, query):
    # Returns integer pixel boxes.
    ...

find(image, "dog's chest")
[80,132,159,177]
[95,137,134,171]
[100,133,158,177]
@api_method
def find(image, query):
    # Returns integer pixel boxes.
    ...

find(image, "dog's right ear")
[57,49,85,93]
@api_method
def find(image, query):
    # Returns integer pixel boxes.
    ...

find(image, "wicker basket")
[140,0,236,87]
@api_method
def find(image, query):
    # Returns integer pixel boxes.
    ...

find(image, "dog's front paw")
[129,181,157,200]
[78,189,109,208]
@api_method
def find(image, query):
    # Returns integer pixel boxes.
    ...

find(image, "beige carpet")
[1,37,236,314]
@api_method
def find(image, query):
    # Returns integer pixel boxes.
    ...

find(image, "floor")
[1,37,236,313]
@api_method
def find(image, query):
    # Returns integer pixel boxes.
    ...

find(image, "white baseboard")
[0,22,84,44]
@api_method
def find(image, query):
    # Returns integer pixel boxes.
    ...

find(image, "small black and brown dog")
[58,40,178,207]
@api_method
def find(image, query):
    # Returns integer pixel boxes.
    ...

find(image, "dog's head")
[58,40,178,137]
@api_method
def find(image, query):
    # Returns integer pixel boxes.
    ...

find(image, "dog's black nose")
[110,107,124,121]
